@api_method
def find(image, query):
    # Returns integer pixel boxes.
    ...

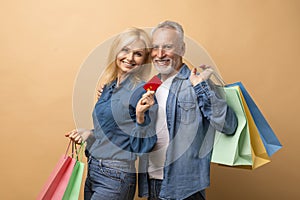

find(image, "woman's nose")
[126,51,134,60]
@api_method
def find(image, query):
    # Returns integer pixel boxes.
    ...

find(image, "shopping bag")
[212,86,252,167]
[37,140,76,200]
[62,143,85,200]
[227,82,282,156]
[212,85,270,169]
[238,86,271,168]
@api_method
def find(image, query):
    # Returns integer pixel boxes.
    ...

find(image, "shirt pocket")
[111,97,135,133]
[178,101,196,125]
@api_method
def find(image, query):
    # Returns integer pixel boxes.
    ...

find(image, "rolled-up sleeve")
[194,80,237,135]
[129,86,158,154]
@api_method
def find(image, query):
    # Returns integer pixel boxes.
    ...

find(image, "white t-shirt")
[148,74,176,180]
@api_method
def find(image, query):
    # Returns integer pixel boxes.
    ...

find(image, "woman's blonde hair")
[99,27,152,86]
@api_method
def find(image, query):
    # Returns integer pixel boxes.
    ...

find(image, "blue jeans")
[84,157,136,200]
[148,179,206,200]
[148,179,162,200]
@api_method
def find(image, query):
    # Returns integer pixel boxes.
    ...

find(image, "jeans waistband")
[89,156,136,172]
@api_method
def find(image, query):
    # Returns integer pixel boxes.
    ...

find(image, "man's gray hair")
[151,20,184,42]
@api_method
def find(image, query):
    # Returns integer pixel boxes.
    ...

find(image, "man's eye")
[152,45,159,49]
[164,45,173,49]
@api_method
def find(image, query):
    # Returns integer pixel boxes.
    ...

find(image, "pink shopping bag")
[37,140,76,200]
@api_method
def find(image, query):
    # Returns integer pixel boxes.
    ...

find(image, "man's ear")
[180,42,186,56]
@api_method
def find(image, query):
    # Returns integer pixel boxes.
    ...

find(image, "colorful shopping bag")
[227,82,282,156]
[212,86,252,167]
[212,85,270,169]
[238,86,271,168]
[62,143,85,200]
[37,140,76,200]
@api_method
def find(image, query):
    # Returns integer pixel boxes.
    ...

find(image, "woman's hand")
[136,90,155,124]
[65,128,92,144]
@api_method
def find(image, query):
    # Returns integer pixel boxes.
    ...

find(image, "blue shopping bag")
[227,82,282,156]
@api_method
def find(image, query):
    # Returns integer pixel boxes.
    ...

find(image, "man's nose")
[157,48,165,58]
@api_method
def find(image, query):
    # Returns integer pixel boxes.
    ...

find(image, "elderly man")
[138,21,237,200]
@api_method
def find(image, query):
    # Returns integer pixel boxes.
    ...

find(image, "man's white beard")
[154,63,176,75]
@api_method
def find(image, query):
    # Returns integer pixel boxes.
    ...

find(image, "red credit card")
[143,75,162,91]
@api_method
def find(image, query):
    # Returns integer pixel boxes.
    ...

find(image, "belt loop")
[88,155,92,164]
[130,162,134,171]
[99,159,102,167]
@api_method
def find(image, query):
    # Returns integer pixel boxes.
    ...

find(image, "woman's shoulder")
[132,81,146,96]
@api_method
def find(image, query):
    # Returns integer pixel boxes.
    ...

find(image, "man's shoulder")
[177,64,191,78]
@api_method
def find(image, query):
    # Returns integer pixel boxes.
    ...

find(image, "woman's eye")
[121,48,129,52]
[135,52,143,57]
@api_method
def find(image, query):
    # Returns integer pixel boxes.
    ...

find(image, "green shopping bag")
[212,84,271,169]
[62,143,85,200]
[212,86,252,166]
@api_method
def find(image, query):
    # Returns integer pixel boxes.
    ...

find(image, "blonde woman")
[66,28,157,200]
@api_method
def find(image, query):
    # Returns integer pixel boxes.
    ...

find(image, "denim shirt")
[86,76,158,163]
[138,64,238,200]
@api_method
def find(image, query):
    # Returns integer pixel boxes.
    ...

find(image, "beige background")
[1,0,299,199]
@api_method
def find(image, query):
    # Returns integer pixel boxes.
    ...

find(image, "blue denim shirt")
[86,76,158,163]
[138,64,237,200]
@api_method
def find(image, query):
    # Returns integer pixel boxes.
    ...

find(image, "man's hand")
[96,84,105,100]
[136,90,155,124]
[65,128,92,144]
[190,64,214,86]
